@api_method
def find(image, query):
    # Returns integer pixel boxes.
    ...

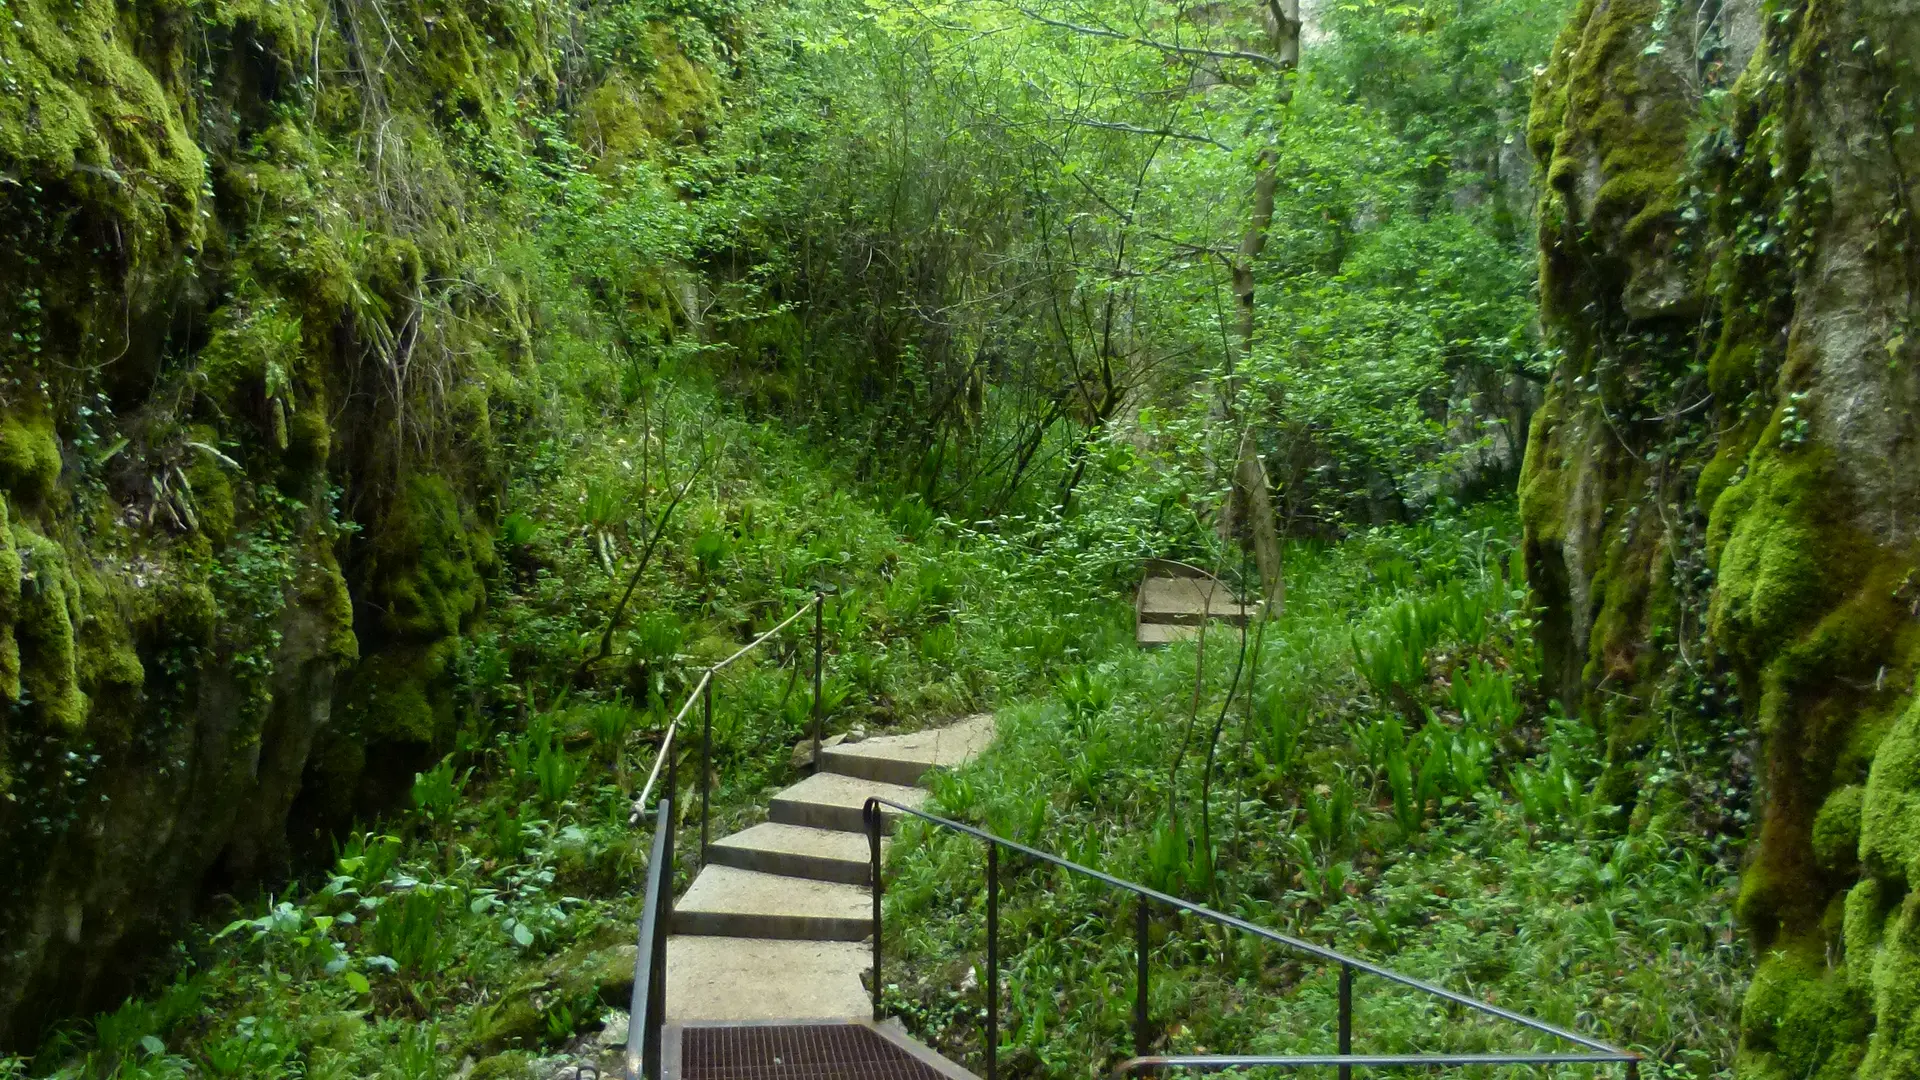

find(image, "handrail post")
[812,593,825,773]
[1134,895,1150,1057]
[700,677,713,866]
[868,799,884,1022]
[654,799,674,1078]
[986,841,999,1080]
[1337,963,1352,1080]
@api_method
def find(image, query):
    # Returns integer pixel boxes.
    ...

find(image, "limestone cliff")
[0,0,711,1044]
[1523,0,1920,1073]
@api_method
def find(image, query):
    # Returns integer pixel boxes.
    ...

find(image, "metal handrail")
[622,594,827,1079]
[863,797,1639,1080]
[626,797,674,1080]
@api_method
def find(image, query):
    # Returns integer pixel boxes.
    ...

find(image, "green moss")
[1739,948,1868,1080]
[1861,691,1920,888]
[355,654,440,745]
[469,1052,537,1080]
[196,299,305,443]
[0,497,17,704]
[1517,391,1570,546]
[1708,447,1847,668]
[1813,785,1864,875]
[181,448,238,545]
[1842,878,1886,991]
[1861,891,1920,1077]
[371,474,487,642]
[0,409,62,504]
[0,0,206,253]
[11,523,86,733]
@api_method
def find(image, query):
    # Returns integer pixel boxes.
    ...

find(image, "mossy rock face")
[1522,0,1920,1073]
[0,0,714,1027]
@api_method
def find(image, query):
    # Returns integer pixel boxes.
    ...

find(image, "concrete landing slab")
[707,822,881,885]
[769,772,927,834]
[1137,575,1251,626]
[664,936,870,1022]
[672,864,870,941]
[821,713,995,787]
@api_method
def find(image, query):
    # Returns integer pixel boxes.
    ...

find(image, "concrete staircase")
[665,713,994,1022]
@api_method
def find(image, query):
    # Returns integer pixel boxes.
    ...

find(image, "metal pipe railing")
[629,594,824,824]
[863,797,1639,1080]
[1117,1054,1640,1075]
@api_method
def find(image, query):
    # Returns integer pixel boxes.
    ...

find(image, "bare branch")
[1013,6,1287,70]
[1058,116,1234,150]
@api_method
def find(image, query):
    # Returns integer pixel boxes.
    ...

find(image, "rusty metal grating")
[680,1024,948,1080]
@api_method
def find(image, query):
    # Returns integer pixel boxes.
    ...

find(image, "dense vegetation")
[0,0,1915,1077]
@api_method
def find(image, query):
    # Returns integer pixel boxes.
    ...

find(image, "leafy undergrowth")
[8,382,1198,1080]
[881,512,1747,1080]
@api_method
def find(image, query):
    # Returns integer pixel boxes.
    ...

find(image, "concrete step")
[821,713,996,787]
[665,936,871,1022]
[769,772,927,834]
[1136,621,1200,647]
[706,822,880,885]
[671,864,870,941]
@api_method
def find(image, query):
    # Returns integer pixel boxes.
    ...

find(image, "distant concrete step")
[671,864,869,941]
[769,772,927,834]
[821,713,995,787]
[665,937,872,1022]
[706,822,879,885]
[1135,621,1201,646]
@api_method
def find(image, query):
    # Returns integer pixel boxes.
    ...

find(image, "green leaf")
[139,1035,166,1057]
[513,922,536,947]
[344,970,371,995]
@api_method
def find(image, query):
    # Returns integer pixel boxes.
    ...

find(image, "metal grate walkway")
[680,1024,950,1080]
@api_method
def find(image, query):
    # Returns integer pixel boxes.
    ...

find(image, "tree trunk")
[1223,153,1285,614]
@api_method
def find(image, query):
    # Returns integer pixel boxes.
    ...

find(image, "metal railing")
[623,593,827,1079]
[862,798,1639,1080]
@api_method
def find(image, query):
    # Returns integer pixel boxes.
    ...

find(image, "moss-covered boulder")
[466,942,638,1056]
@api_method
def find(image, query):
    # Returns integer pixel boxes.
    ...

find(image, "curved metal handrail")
[863,796,1639,1079]
[628,593,823,822]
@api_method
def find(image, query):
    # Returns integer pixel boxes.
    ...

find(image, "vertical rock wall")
[0,0,709,1044]
[1523,0,1920,1072]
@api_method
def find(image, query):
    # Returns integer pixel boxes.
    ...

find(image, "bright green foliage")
[883,512,1741,1077]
